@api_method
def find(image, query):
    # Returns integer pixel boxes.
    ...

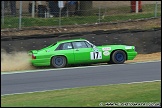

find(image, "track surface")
[1,61,161,95]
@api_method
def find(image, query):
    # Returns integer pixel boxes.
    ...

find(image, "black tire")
[51,56,67,68]
[110,50,126,64]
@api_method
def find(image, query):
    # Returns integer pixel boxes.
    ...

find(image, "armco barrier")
[1,28,161,54]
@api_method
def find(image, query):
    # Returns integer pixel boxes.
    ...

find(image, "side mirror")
[92,45,98,52]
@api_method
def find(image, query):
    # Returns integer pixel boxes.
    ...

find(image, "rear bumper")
[31,58,51,67]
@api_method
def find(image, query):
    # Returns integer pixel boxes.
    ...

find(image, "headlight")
[125,46,133,50]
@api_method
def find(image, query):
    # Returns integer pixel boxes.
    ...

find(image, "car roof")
[57,38,87,44]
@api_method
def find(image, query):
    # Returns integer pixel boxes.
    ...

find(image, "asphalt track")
[1,61,161,96]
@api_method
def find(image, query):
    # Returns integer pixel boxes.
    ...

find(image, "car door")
[72,41,102,64]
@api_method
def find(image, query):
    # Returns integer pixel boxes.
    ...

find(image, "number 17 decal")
[90,52,102,60]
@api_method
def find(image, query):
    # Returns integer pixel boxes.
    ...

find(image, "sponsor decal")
[102,47,111,51]
[103,51,110,56]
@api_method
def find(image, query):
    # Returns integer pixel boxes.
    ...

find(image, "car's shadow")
[32,63,112,70]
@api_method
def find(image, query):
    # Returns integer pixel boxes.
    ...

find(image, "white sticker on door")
[90,52,102,60]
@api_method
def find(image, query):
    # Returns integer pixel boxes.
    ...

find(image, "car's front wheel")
[51,56,67,68]
[109,50,126,64]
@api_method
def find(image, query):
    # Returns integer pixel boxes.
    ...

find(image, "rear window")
[55,42,73,50]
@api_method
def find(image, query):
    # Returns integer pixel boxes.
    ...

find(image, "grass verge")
[1,81,161,107]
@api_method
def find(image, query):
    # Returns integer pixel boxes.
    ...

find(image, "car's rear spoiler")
[28,50,38,55]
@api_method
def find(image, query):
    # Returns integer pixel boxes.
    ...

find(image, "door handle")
[75,49,79,51]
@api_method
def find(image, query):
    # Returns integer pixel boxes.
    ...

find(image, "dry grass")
[125,52,161,63]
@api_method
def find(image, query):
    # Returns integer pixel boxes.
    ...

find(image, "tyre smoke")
[1,49,36,72]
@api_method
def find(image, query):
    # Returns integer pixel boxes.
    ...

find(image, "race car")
[29,38,137,68]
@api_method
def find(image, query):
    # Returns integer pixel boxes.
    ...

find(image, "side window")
[55,42,73,50]
[62,43,73,50]
[72,41,89,49]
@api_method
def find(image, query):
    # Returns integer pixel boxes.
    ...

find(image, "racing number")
[90,52,102,60]
[94,52,98,59]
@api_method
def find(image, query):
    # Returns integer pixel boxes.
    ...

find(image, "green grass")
[1,4,161,29]
[1,81,161,107]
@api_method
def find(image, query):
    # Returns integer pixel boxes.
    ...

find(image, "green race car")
[29,38,137,68]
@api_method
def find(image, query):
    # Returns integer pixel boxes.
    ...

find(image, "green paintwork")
[29,39,137,67]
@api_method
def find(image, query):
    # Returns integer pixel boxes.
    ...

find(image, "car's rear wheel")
[51,56,67,68]
[109,50,126,64]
